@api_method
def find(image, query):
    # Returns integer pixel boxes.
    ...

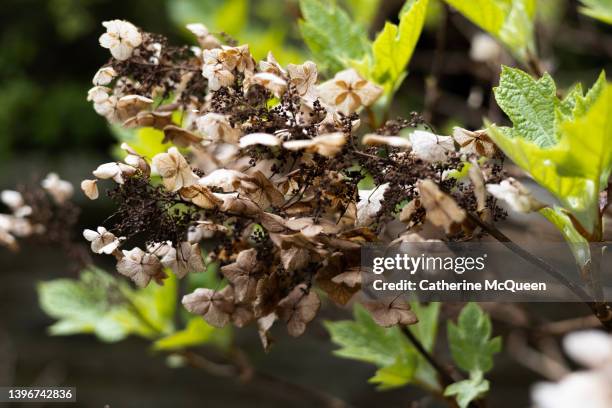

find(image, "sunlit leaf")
[579,0,612,24]
[490,68,612,235]
[355,0,429,95]
[299,0,370,73]
[444,0,536,61]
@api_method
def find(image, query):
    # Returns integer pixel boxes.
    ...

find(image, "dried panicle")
[79,20,510,344]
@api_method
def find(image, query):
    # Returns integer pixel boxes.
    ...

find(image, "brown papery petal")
[363,300,418,328]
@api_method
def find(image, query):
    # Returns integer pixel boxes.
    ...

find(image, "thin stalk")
[400,326,483,408]
[467,213,612,331]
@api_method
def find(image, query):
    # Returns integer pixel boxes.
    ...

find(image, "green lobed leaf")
[38,267,156,342]
[444,370,490,408]
[356,0,429,95]
[579,0,612,24]
[490,69,612,235]
[493,67,558,147]
[447,303,501,374]
[325,304,413,367]
[444,0,536,61]
[325,302,441,390]
[298,0,370,73]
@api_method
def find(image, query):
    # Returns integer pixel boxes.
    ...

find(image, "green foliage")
[540,207,590,268]
[444,371,490,408]
[490,67,612,237]
[493,68,558,147]
[325,302,441,391]
[447,303,501,374]
[154,316,232,351]
[111,125,173,160]
[446,303,499,408]
[344,0,381,25]
[169,0,248,37]
[443,0,536,62]
[38,267,177,342]
[299,0,370,73]
[354,0,429,95]
[169,0,304,63]
[579,0,612,24]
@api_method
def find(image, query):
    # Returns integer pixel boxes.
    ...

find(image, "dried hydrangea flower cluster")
[532,330,612,408]
[82,20,510,344]
[0,173,76,251]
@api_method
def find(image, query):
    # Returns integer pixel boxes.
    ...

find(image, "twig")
[507,332,569,381]
[467,213,612,331]
[538,315,601,336]
[178,348,352,408]
[400,327,483,408]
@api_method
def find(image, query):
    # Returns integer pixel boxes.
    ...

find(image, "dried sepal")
[486,178,546,213]
[160,242,205,278]
[179,184,222,209]
[99,20,142,61]
[362,134,412,150]
[123,111,174,130]
[152,147,199,192]
[277,283,321,337]
[80,179,99,200]
[409,130,455,162]
[162,125,204,147]
[182,286,235,328]
[116,247,165,287]
[417,179,466,234]
[362,299,418,327]
[283,132,346,157]
[221,248,261,302]
[41,173,74,205]
[116,95,154,122]
[317,69,382,114]
[239,133,281,148]
[453,127,498,158]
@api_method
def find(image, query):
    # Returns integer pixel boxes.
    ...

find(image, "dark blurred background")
[1,0,612,406]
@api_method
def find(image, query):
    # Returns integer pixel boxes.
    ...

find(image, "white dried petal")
[362,134,412,150]
[99,20,142,61]
[198,169,245,192]
[93,162,123,183]
[41,173,74,204]
[92,66,117,86]
[409,130,455,162]
[486,178,546,213]
[195,113,240,143]
[80,179,99,200]
[532,371,612,408]
[239,133,281,148]
[563,330,612,369]
[87,86,111,103]
[1,190,24,210]
[248,72,287,98]
[282,132,346,157]
[356,184,389,227]
[83,226,122,254]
